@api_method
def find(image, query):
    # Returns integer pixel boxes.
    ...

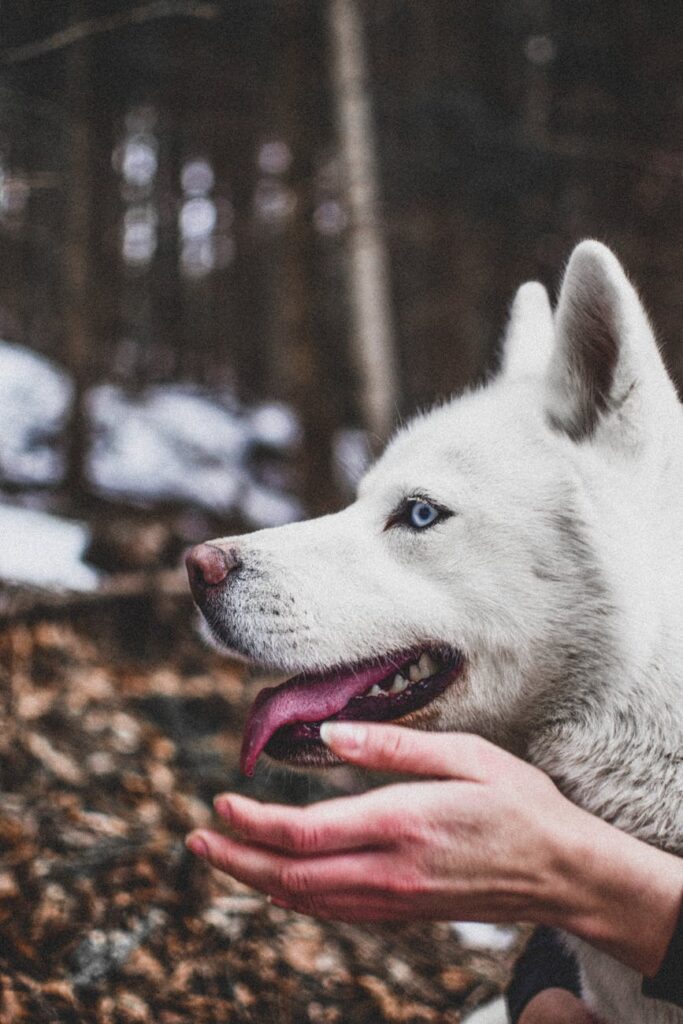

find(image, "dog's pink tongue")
[240,663,387,776]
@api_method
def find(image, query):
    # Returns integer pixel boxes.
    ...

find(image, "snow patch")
[462,997,510,1023]
[247,402,301,450]
[0,505,98,590]
[450,922,518,952]
[87,385,302,524]
[88,385,245,513]
[240,481,303,529]
[0,340,303,530]
[0,342,73,485]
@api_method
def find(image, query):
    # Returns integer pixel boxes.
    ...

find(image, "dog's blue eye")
[408,500,440,529]
[384,496,452,533]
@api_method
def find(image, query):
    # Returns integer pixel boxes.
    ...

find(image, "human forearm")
[540,803,683,977]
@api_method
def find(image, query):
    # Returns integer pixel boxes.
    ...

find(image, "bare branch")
[0,569,189,622]
[2,1,221,65]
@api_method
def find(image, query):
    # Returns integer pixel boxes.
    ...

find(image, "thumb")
[319,721,494,781]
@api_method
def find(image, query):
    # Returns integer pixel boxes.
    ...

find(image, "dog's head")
[187,241,681,775]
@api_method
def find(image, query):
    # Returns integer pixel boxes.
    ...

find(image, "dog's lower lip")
[263,650,464,764]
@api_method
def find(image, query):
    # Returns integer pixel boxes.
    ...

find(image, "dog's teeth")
[369,684,383,696]
[390,674,408,694]
[408,663,422,683]
[419,652,437,677]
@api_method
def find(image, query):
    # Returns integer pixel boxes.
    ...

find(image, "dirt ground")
[0,589,524,1023]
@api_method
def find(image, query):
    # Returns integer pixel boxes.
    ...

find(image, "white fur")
[201,242,683,1023]
[501,280,554,380]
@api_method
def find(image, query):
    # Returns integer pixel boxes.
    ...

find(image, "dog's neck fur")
[529,681,683,851]
[495,249,683,857]
[528,425,683,852]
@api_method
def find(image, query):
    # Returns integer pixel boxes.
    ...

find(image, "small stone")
[387,956,413,983]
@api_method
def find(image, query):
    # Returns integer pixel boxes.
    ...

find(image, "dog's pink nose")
[186,544,240,601]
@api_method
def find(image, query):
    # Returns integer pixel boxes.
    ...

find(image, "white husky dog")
[187,241,683,1024]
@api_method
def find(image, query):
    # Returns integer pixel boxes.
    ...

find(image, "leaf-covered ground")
[0,593,524,1022]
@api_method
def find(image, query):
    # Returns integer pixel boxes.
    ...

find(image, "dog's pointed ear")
[545,240,675,444]
[500,281,554,380]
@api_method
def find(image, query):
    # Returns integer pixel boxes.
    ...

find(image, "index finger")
[214,786,421,855]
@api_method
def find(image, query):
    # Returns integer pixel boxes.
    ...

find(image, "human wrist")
[542,805,683,976]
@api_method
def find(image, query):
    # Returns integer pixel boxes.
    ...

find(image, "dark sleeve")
[506,926,582,1024]
[642,892,683,1009]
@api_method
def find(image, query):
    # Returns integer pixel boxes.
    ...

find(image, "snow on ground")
[87,384,303,522]
[239,480,302,528]
[0,505,98,590]
[462,997,509,1023]
[246,401,301,450]
[0,340,303,531]
[450,923,519,953]
[0,342,72,485]
[87,384,248,512]
[0,342,307,587]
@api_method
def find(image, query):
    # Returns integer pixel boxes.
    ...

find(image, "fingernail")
[213,796,231,821]
[320,721,365,752]
[186,831,209,858]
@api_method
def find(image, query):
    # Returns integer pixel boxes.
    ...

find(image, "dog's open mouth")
[240,647,464,775]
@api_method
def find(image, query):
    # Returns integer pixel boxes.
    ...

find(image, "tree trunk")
[327,0,399,448]
[62,0,94,505]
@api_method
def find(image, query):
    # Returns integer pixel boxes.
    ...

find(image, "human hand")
[518,989,603,1024]
[186,722,585,925]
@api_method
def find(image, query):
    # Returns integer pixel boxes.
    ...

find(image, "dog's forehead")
[360,384,540,497]
[361,432,467,496]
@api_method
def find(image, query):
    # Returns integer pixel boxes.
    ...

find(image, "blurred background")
[0,3,681,1021]
[0,0,680,591]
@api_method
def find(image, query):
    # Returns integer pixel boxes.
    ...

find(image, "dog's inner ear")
[545,240,650,442]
